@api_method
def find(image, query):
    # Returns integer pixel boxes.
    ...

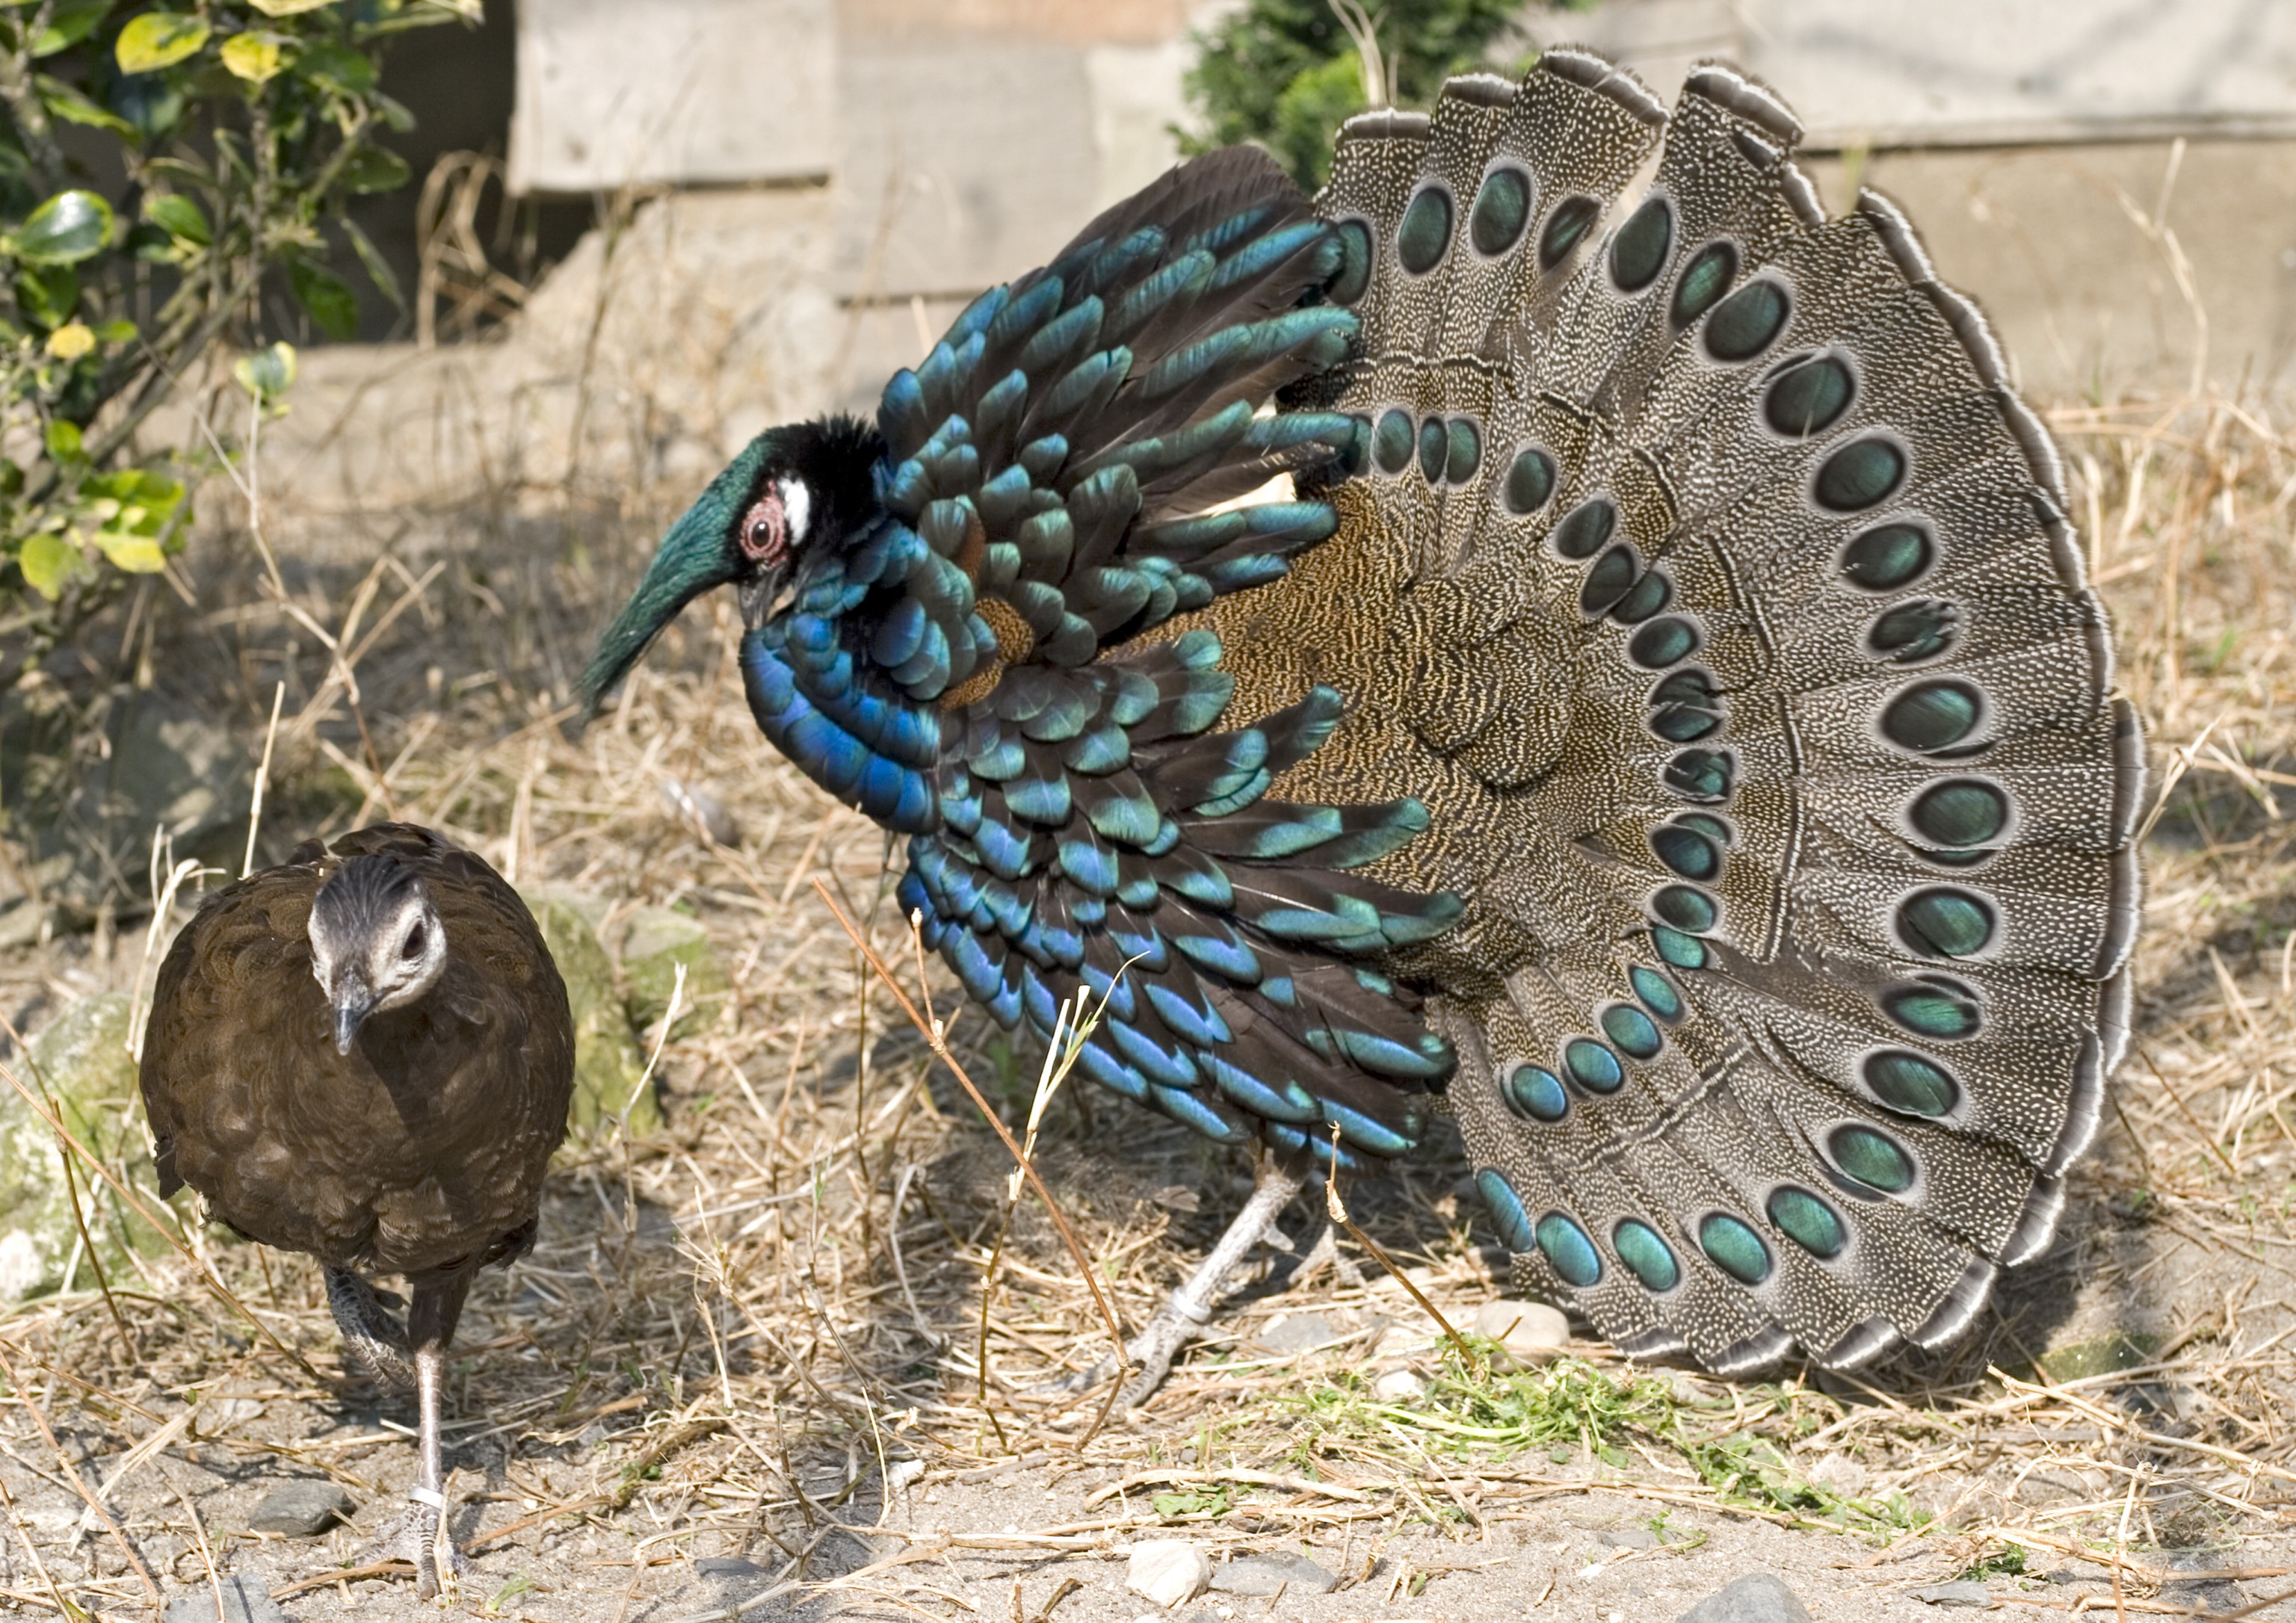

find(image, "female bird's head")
[307,855,448,1054]
[578,416,886,710]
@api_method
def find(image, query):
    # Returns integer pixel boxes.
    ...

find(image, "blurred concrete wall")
[1535,0,2296,398]
[460,0,2296,439]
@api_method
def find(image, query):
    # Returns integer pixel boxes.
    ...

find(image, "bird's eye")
[738,489,789,566]
[402,923,425,960]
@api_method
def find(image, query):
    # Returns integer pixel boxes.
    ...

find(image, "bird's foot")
[1043,1299,1209,1405]
[357,1496,467,1600]
[1043,1159,1312,1406]
[326,1268,413,1392]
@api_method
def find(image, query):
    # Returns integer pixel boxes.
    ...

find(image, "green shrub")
[0,0,465,670]
[1183,0,1558,190]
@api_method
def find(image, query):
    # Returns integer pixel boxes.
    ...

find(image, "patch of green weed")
[1957,1542,2028,1581]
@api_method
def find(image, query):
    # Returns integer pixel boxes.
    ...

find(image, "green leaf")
[247,0,337,11]
[370,87,413,132]
[44,419,84,461]
[354,0,478,34]
[91,531,167,572]
[143,155,214,189]
[144,192,210,247]
[233,339,297,401]
[16,265,79,326]
[31,0,116,57]
[339,144,410,194]
[339,214,402,310]
[220,30,293,82]
[288,256,357,339]
[126,220,179,262]
[294,40,373,93]
[114,12,210,73]
[35,74,138,137]
[12,189,114,265]
[17,531,84,599]
[109,70,185,139]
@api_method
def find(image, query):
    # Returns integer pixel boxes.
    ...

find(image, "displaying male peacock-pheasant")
[585,53,2141,1394]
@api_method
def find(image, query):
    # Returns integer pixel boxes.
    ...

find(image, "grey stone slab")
[1674,1572,1815,1623]
[246,1479,354,1536]
[1739,0,2296,147]
[1211,1553,1338,1596]
[833,38,1099,297]
[509,0,836,190]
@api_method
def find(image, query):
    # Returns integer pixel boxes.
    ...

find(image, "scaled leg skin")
[325,1267,413,1391]
[1061,1156,1309,1405]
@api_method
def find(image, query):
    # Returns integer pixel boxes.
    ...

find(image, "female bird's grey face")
[306,857,448,1055]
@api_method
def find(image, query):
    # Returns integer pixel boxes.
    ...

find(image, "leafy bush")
[0,0,464,670]
[1183,0,1542,190]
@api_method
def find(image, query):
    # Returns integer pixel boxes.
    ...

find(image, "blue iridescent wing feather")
[750,145,1462,1160]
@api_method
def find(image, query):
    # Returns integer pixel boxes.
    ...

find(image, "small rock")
[1212,1553,1338,1596]
[1128,1539,1212,1608]
[2161,1551,2244,1612]
[1911,1581,1996,1608]
[1673,1572,1815,1623]
[885,1458,925,1492]
[697,1556,765,1578]
[1257,1311,1339,1354]
[163,1574,291,1623]
[1472,1299,1570,1367]
[655,777,738,846]
[246,1480,354,1536]
[1371,1368,1426,1403]
[1599,1528,1661,1549]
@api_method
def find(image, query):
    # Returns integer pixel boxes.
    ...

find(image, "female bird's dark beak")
[578,491,747,717]
[333,979,375,1056]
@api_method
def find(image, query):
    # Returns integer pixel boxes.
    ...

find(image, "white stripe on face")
[777,477,812,546]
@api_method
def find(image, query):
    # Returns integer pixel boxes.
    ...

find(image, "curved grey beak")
[579,495,745,717]
[333,980,376,1056]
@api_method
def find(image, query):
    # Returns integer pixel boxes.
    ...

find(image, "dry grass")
[1,380,2295,1619]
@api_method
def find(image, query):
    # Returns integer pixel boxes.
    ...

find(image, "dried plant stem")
[0,1337,162,1614]
[0,1054,319,1379]
[244,678,286,879]
[809,879,1131,1434]
[0,1010,137,1367]
[1322,1128,1473,1367]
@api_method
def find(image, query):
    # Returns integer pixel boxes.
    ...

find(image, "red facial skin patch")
[739,488,788,568]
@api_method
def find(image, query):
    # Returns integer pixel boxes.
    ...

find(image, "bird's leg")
[1057,1156,1307,1405]
[325,1267,413,1391]
[355,1272,474,1598]
[407,1342,457,1598]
